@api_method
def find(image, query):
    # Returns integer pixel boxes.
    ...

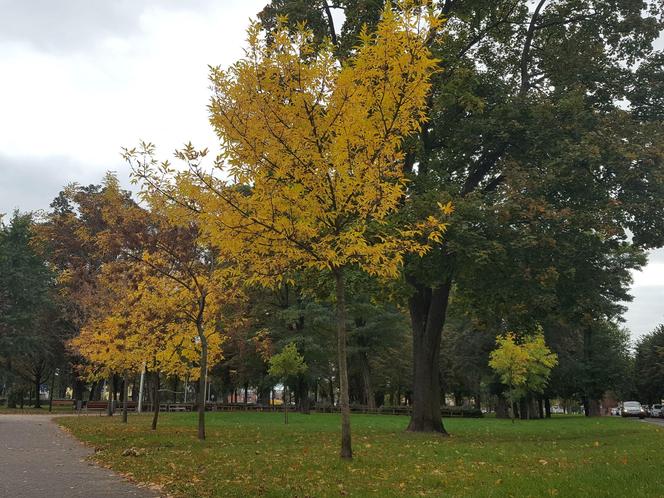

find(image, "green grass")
[57,412,664,497]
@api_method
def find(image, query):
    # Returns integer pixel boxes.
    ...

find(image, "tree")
[0,212,61,408]
[131,3,446,459]
[268,342,308,423]
[489,328,558,422]
[635,325,664,405]
[104,173,236,439]
[257,0,664,434]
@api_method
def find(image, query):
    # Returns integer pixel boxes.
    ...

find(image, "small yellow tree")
[489,328,558,422]
[268,343,307,425]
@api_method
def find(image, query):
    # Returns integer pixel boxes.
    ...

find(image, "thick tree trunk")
[334,269,352,459]
[297,376,311,414]
[585,398,601,417]
[152,371,160,431]
[197,325,208,441]
[407,279,452,434]
[122,373,129,423]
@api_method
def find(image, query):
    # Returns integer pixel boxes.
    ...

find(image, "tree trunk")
[495,397,509,419]
[152,371,160,431]
[297,376,311,414]
[545,398,551,418]
[34,371,42,408]
[519,398,529,420]
[197,325,208,441]
[88,381,97,402]
[537,397,544,419]
[360,352,375,410]
[106,375,114,417]
[585,398,601,417]
[284,386,288,424]
[407,279,451,434]
[334,269,352,459]
[122,373,129,423]
[48,371,55,413]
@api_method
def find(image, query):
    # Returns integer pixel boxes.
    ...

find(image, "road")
[0,414,160,498]
[641,417,664,427]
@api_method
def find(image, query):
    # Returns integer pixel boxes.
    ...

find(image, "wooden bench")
[51,399,75,409]
[85,401,109,415]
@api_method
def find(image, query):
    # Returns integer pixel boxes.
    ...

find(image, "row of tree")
[1,0,664,461]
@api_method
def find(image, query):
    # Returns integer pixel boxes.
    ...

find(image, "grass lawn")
[57,412,663,497]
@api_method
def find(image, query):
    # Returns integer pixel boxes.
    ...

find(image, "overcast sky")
[0,1,662,341]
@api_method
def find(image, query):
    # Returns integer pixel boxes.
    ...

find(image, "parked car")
[621,401,646,418]
[650,404,663,418]
[610,407,620,416]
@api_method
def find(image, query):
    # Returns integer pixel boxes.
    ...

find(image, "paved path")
[0,414,160,498]
[641,417,664,427]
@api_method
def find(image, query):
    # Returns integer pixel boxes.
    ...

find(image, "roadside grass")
[57,412,663,497]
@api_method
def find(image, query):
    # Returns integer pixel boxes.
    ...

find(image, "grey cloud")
[0,153,131,216]
[623,286,664,340]
[646,247,664,265]
[0,0,217,54]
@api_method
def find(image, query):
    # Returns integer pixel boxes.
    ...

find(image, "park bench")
[85,401,109,415]
[51,399,75,409]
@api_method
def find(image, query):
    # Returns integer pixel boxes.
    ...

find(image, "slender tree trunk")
[122,373,129,423]
[34,371,42,408]
[197,325,208,441]
[407,279,451,434]
[106,375,114,416]
[284,386,288,424]
[334,269,352,459]
[48,371,55,413]
[151,371,160,430]
[537,397,544,419]
[545,398,551,418]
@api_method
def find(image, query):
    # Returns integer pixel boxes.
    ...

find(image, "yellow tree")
[71,174,235,438]
[72,261,147,421]
[115,178,236,441]
[489,328,558,422]
[194,2,444,459]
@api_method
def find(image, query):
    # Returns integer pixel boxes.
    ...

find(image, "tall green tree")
[0,213,59,406]
[635,325,664,404]
[258,0,664,432]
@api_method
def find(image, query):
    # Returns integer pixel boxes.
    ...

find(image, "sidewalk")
[0,414,160,498]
